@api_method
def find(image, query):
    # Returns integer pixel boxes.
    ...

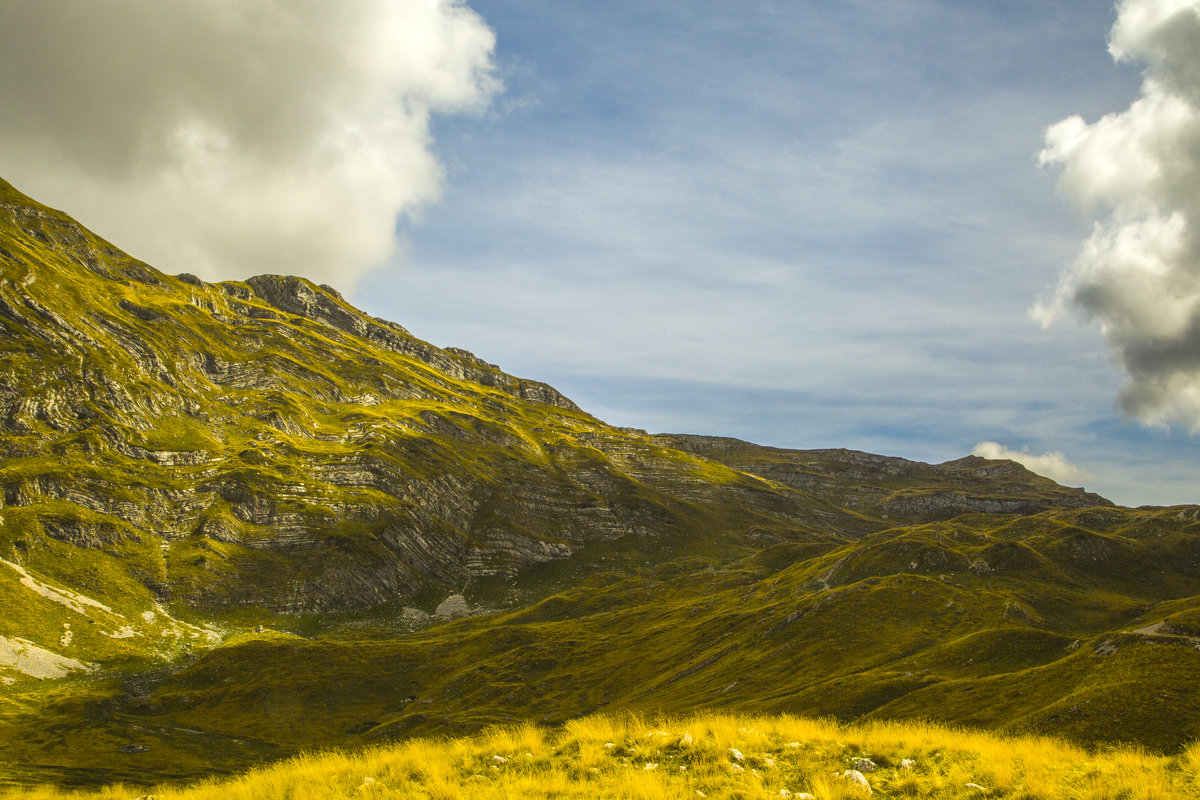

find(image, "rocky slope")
[0,175,1107,623]
[0,176,877,624]
[3,176,1198,788]
[655,434,1110,520]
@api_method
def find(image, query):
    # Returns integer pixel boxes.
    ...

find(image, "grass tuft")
[4,710,1199,800]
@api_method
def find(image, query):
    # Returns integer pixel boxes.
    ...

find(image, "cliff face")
[0,178,887,615]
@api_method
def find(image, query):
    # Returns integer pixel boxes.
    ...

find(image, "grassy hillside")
[3,711,1197,799]
[5,503,1200,786]
[0,172,872,677]
[4,175,1200,790]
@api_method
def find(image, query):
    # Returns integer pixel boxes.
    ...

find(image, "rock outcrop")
[655,435,1109,521]
[0,177,865,614]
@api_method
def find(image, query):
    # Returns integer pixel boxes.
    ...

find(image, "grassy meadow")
[4,711,1198,800]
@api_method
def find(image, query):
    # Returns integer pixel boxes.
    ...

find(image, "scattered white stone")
[141,610,157,623]
[795,794,816,800]
[523,752,534,761]
[102,625,139,639]
[1,677,14,686]
[840,769,872,794]
[644,763,658,771]
[966,783,988,791]
[59,623,72,648]
[695,792,706,798]
[785,741,801,748]
[779,791,792,799]
[434,594,470,619]
[492,755,507,764]
[764,756,775,768]
[361,776,375,785]
[0,636,98,679]
[604,742,615,749]
[851,757,876,772]
[900,758,916,770]
[729,763,745,773]
[680,732,693,746]
[1,558,115,615]
[679,766,687,772]
[729,748,745,762]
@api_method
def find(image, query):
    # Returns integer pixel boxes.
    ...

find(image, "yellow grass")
[3,711,1198,800]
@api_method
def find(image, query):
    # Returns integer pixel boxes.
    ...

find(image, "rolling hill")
[1,176,1198,789]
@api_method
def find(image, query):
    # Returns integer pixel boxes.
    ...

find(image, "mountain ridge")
[3,175,1200,788]
[1,173,1106,618]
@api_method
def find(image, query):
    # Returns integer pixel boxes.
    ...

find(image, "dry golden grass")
[3,711,1198,800]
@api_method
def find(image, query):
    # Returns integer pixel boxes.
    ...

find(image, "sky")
[1,0,1198,507]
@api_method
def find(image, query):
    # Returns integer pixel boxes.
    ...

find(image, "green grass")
[6,174,1200,790]
[7,510,1200,787]
[4,711,1199,799]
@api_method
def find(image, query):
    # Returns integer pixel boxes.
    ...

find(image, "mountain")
[0,175,871,616]
[1,176,1198,788]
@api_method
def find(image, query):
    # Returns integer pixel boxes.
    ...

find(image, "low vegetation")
[4,711,1199,800]
[6,176,1200,796]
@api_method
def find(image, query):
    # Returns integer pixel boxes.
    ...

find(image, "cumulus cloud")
[971,441,1090,485]
[0,0,498,290]
[1036,0,1200,430]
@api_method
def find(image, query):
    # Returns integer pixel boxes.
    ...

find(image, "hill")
[1,176,1199,788]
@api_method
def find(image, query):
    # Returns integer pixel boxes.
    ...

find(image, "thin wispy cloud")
[0,0,499,289]
[355,0,1183,503]
[1038,0,1200,431]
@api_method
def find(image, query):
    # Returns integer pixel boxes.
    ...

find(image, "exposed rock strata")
[0,179,860,613]
[0,176,1115,616]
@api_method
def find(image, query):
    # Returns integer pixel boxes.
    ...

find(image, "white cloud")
[971,441,1091,485]
[1037,0,1200,431]
[0,0,498,290]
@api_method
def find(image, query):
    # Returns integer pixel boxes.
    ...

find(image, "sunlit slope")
[0,176,872,647]
[5,712,1200,800]
[6,175,1200,790]
[6,504,1200,785]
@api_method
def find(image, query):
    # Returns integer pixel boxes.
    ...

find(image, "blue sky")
[350,1,1194,506]
[2,0,1196,507]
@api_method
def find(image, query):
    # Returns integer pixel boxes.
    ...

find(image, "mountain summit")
[2,177,1198,787]
[0,175,1100,615]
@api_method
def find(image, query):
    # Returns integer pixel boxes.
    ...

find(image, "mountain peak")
[11,176,1200,789]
